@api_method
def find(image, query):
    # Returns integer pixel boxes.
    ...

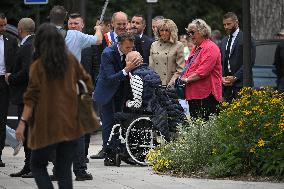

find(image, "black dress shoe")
[0,160,5,167]
[10,169,30,177]
[75,171,93,181]
[90,150,104,159]
[21,172,33,178]
[104,157,116,166]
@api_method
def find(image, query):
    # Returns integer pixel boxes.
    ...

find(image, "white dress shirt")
[226,28,239,72]
[0,35,5,75]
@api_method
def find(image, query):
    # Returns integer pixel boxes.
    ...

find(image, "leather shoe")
[10,169,30,177]
[21,172,33,178]
[90,149,104,159]
[75,171,93,181]
[0,160,5,167]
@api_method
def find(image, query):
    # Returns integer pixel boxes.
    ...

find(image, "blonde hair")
[155,19,178,43]
[187,19,211,38]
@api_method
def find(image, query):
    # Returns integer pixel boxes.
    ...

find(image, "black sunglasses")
[187,30,196,36]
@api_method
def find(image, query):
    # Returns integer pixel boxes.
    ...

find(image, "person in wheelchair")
[105,51,186,166]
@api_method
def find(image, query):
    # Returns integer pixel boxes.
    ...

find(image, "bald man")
[6,17,35,178]
[102,11,128,47]
[125,51,161,109]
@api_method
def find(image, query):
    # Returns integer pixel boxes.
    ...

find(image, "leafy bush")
[209,87,284,178]
[146,117,218,174]
[147,87,284,179]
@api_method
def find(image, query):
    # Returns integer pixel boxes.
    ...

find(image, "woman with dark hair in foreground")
[15,23,93,189]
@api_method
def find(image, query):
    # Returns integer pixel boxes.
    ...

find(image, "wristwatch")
[20,117,28,125]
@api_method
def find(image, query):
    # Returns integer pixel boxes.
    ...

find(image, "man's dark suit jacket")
[220,30,256,87]
[94,44,127,106]
[3,33,18,73]
[140,34,154,65]
[8,35,34,105]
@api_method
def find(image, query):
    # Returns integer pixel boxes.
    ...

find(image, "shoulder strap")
[180,48,201,78]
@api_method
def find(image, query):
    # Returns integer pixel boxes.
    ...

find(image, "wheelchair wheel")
[125,116,163,166]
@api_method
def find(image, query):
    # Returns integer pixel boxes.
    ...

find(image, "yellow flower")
[222,101,229,107]
[279,122,284,132]
[250,147,256,153]
[212,148,217,155]
[257,138,265,147]
[243,110,252,116]
[264,123,270,128]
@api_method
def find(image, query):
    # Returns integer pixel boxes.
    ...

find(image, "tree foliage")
[0,0,241,36]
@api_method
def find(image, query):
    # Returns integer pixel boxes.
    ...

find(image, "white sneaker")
[13,141,23,156]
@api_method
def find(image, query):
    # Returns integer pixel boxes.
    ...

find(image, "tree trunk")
[251,0,284,40]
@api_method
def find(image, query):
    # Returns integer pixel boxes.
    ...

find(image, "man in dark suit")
[93,32,140,165]
[90,12,144,159]
[0,13,18,167]
[6,18,34,177]
[131,14,154,65]
[220,12,255,102]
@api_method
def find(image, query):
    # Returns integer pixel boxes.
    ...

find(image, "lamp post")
[146,0,158,37]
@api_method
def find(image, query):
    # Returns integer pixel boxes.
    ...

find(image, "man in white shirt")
[221,12,255,102]
[49,5,102,62]
[0,13,18,167]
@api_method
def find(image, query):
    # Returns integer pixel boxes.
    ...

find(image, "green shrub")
[209,87,284,178]
[146,116,218,174]
[147,87,283,179]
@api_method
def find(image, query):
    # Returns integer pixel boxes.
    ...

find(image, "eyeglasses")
[187,30,196,36]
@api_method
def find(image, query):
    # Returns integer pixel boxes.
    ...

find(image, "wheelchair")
[104,86,186,167]
[104,112,164,166]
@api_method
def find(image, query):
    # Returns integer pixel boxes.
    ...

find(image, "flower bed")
[146,87,284,179]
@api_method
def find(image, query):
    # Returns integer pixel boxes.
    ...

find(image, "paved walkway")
[0,132,283,189]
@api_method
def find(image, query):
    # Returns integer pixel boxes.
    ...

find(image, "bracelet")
[20,117,28,125]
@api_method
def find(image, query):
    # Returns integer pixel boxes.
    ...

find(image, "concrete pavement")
[0,131,283,189]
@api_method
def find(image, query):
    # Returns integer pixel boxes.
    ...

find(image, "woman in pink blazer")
[181,19,222,120]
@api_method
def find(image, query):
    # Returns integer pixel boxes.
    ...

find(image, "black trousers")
[187,94,219,120]
[31,140,76,189]
[0,77,9,159]
[223,86,242,102]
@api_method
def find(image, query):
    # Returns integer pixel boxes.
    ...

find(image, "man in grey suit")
[220,12,255,102]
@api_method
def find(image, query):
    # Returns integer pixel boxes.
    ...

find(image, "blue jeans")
[31,140,76,189]
[5,125,18,149]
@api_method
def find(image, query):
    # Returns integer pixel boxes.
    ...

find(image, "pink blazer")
[182,39,222,101]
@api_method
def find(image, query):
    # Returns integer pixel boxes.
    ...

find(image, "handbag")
[77,80,100,134]
[175,48,202,99]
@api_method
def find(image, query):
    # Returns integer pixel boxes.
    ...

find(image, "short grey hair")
[187,19,211,38]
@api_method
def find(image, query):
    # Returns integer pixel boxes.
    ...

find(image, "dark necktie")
[224,34,233,75]
[121,54,126,67]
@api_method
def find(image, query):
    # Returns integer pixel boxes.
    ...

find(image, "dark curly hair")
[33,23,68,79]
